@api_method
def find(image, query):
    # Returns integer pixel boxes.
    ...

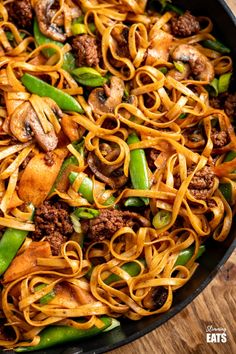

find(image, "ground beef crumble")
[210,93,236,120]
[32,201,74,255]
[171,11,200,37]
[71,34,99,67]
[6,0,33,30]
[175,165,215,200]
[211,129,229,148]
[81,209,150,241]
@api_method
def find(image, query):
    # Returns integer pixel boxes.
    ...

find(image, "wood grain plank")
[109,1,236,353]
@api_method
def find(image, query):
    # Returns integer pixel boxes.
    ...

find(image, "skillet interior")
[8,1,235,353]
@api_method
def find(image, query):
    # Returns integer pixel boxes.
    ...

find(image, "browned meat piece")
[175,165,215,200]
[71,35,99,67]
[224,93,236,119]
[32,201,74,255]
[146,148,159,170]
[171,11,200,37]
[44,151,55,167]
[6,0,33,30]
[189,166,215,200]
[210,97,221,109]
[211,129,229,148]
[210,93,236,120]
[82,209,150,241]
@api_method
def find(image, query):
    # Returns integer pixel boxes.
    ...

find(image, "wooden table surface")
[110,1,236,353]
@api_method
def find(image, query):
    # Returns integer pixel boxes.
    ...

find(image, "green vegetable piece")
[224,150,236,162]
[71,23,87,35]
[124,197,145,207]
[50,140,84,194]
[202,40,231,54]
[219,183,232,203]
[88,23,96,33]
[164,3,184,15]
[35,284,55,305]
[152,210,171,229]
[104,260,145,285]
[21,74,84,113]
[33,19,76,72]
[174,61,185,73]
[15,316,113,352]
[175,245,206,266]
[218,72,232,94]
[0,207,34,276]
[207,78,219,97]
[69,172,116,206]
[73,67,107,87]
[103,195,116,206]
[73,207,100,219]
[73,16,84,24]
[69,171,94,203]
[127,132,150,206]
[158,67,168,74]
[179,113,188,119]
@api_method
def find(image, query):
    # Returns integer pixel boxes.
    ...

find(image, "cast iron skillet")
[10,1,236,353]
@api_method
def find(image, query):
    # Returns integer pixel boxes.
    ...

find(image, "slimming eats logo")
[206,325,227,343]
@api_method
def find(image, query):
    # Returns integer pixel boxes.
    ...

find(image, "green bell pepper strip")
[73,207,100,219]
[104,260,145,285]
[21,74,84,113]
[0,206,34,276]
[33,19,76,73]
[15,316,116,352]
[69,171,116,206]
[152,210,172,229]
[174,245,206,266]
[126,132,150,206]
[201,39,231,54]
[72,67,107,87]
[35,284,56,305]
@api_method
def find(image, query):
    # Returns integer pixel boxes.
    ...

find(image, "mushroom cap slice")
[35,0,66,42]
[88,76,125,115]
[10,101,58,152]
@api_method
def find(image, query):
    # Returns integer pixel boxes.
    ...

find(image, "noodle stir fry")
[0,0,235,350]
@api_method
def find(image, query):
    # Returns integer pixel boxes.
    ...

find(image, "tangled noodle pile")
[0,0,235,350]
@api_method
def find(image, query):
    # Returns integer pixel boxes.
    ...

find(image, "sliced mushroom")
[172,44,214,82]
[88,76,125,115]
[10,101,58,152]
[34,0,66,42]
[87,148,128,189]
